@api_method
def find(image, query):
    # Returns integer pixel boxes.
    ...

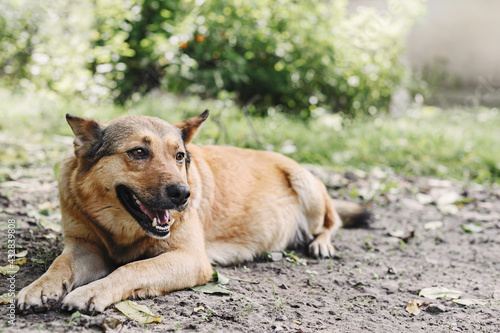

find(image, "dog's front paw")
[17,276,70,312]
[309,233,335,258]
[61,282,113,313]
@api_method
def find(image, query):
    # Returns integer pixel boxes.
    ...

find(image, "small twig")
[242,95,262,148]
[212,112,230,145]
[225,275,259,284]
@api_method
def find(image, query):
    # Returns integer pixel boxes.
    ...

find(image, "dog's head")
[65,110,208,239]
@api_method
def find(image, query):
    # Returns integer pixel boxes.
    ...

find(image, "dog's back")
[188,145,367,264]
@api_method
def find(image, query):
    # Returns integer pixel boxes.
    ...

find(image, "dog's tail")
[332,200,371,228]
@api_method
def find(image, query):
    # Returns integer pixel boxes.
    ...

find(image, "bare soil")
[1,154,499,332]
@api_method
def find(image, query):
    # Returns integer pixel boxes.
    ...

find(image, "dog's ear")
[174,109,209,144]
[66,114,105,158]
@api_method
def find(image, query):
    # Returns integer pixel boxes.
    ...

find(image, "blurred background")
[0,0,499,185]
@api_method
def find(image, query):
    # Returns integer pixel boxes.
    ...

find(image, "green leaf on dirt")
[191,282,232,295]
[191,269,232,295]
[453,197,476,205]
[38,202,58,217]
[0,292,17,304]
[282,250,308,265]
[461,223,483,233]
[419,287,463,300]
[0,265,20,275]
[115,300,162,324]
[212,270,229,285]
[452,299,486,306]
[39,219,62,233]
[31,258,45,264]
[70,311,82,322]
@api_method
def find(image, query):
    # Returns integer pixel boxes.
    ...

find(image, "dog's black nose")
[166,184,190,206]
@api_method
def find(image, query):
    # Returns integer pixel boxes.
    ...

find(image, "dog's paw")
[17,277,69,312]
[309,233,335,258]
[61,283,112,314]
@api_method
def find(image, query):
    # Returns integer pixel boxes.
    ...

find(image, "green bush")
[162,0,426,117]
[0,0,426,116]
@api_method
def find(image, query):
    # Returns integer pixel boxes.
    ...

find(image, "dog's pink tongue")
[139,203,169,225]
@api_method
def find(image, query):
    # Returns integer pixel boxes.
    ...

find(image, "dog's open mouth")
[116,185,174,238]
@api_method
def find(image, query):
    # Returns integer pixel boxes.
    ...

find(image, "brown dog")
[17,111,368,312]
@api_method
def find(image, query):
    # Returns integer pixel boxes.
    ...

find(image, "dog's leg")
[287,169,341,258]
[60,216,212,313]
[308,187,341,258]
[17,239,110,311]
[60,248,212,313]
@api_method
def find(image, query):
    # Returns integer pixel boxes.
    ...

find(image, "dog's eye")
[175,152,185,163]
[128,148,149,159]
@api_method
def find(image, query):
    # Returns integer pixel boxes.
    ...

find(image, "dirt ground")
[0,142,499,332]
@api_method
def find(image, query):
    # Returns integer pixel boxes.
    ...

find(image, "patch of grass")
[1,88,499,185]
[270,280,284,312]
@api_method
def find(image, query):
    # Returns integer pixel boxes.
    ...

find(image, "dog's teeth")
[152,218,157,227]
[167,219,175,226]
[135,199,140,205]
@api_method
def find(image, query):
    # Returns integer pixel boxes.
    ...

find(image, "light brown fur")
[17,111,368,313]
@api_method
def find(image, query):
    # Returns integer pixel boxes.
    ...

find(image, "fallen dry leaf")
[101,317,123,332]
[0,292,17,304]
[0,265,19,275]
[193,305,205,312]
[405,299,423,316]
[419,287,463,300]
[388,228,415,242]
[114,300,162,324]
[13,257,27,265]
[15,249,28,258]
[452,299,486,306]
[39,219,62,233]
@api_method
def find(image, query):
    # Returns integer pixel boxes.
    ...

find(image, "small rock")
[400,198,424,211]
[424,221,444,230]
[426,303,446,314]
[270,252,283,262]
[75,314,106,328]
[416,193,433,205]
[276,313,287,321]
[279,284,288,290]
[272,324,283,332]
[387,267,397,275]
[437,192,462,206]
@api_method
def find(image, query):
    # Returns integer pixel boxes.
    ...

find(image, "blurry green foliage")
[1,88,499,185]
[0,0,426,116]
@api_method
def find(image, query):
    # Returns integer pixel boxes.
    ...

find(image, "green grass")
[0,88,499,185]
